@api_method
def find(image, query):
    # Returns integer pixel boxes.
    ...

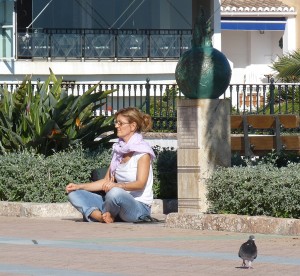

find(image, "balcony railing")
[1,80,299,132]
[17,28,192,60]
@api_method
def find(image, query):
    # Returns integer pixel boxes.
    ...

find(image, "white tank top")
[114,152,153,206]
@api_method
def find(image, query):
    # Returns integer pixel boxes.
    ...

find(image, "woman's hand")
[102,181,118,193]
[65,183,81,193]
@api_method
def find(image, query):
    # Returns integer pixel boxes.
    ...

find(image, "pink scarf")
[110,132,155,175]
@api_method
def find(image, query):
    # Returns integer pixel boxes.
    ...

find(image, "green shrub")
[2,143,299,220]
[0,145,112,203]
[208,151,300,218]
[207,162,300,218]
[152,146,177,199]
[0,145,177,202]
[257,150,300,167]
[231,150,300,168]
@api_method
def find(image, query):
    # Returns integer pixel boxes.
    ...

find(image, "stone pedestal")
[177,99,231,213]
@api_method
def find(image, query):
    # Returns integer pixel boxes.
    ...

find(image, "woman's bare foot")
[90,210,104,222]
[102,212,115,223]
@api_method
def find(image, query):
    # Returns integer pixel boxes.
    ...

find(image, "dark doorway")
[17,0,32,31]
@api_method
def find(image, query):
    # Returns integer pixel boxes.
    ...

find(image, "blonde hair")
[114,107,153,132]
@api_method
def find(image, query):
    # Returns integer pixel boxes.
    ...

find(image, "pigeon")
[238,235,257,269]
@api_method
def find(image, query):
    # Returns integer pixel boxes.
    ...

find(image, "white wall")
[222,30,284,84]
[250,31,283,64]
[283,17,297,53]
[212,0,221,51]
[0,60,178,84]
[222,30,249,68]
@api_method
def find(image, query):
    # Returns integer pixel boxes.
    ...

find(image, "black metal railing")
[17,28,192,60]
[1,80,299,132]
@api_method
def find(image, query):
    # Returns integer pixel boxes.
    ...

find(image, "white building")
[221,0,297,84]
[0,0,297,86]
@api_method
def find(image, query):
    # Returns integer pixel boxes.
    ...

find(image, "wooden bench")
[231,115,300,156]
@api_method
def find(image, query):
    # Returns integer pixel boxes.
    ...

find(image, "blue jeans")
[68,187,151,222]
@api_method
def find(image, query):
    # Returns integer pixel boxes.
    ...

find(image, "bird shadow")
[235,266,254,269]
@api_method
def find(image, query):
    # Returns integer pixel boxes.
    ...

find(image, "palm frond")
[271,50,300,82]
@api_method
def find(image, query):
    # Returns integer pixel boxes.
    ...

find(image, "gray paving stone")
[0,216,299,276]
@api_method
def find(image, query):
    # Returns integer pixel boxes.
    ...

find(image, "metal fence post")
[270,77,275,114]
[145,78,150,114]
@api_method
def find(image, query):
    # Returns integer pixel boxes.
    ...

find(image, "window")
[0,0,15,59]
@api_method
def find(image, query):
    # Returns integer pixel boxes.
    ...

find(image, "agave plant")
[0,69,116,156]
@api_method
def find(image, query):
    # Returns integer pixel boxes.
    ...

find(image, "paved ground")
[0,216,300,276]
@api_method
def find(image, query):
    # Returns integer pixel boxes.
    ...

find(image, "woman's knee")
[68,190,79,201]
[105,187,127,201]
[67,190,86,205]
[105,187,124,200]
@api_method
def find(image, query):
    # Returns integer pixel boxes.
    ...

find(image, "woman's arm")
[66,179,103,193]
[104,166,112,180]
[65,167,113,193]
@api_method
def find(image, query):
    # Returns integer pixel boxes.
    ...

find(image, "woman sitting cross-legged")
[65,107,155,223]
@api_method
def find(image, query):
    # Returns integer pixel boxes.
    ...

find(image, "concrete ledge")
[166,213,300,236]
[0,201,82,218]
[3,201,299,236]
[0,199,177,218]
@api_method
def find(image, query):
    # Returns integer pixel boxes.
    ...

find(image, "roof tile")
[221,0,295,12]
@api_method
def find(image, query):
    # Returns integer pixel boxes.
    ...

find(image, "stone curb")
[2,201,299,236]
[0,199,178,218]
[165,213,300,236]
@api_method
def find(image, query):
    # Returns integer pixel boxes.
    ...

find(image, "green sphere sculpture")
[175,12,232,99]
